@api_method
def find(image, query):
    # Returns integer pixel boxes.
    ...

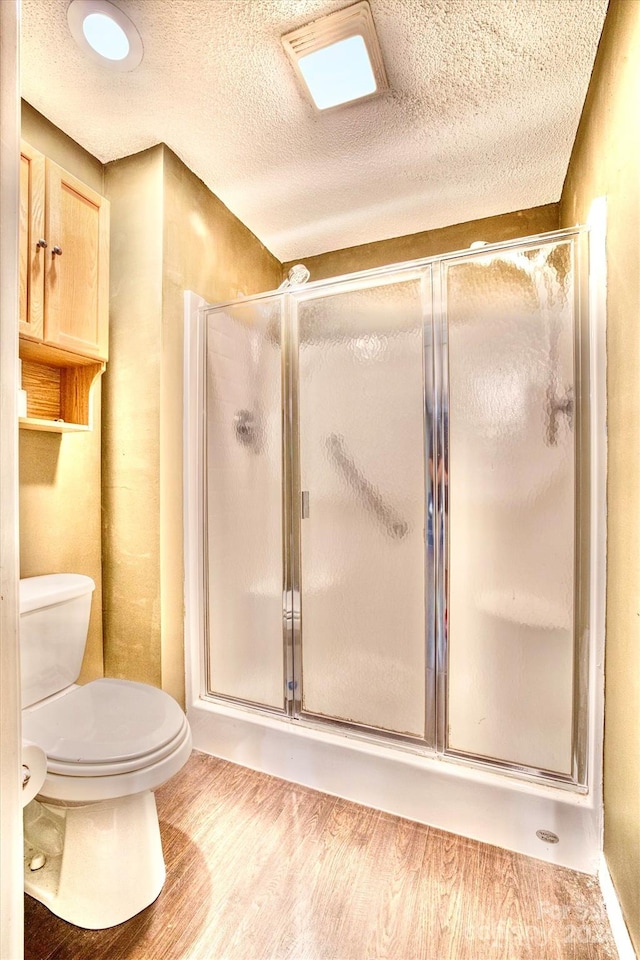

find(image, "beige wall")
[103,146,165,689]
[283,203,559,281]
[560,0,640,949]
[19,102,104,683]
[21,102,103,194]
[104,145,281,704]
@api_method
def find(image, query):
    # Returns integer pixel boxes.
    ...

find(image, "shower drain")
[536,829,560,844]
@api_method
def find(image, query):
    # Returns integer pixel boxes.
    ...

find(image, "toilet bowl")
[20,574,192,929]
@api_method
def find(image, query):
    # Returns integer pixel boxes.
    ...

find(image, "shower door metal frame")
[283,267,437,749]
[432,228,591,789]
[200,224,592,790]
[283,288,299,718]
[201,292,290,718]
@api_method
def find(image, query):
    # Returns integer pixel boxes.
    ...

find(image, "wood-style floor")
[25,751,617,960]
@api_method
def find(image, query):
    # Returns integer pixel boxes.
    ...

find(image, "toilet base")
[24,790,166,929]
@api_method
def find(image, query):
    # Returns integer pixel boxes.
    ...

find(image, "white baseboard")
[599,854,637,959]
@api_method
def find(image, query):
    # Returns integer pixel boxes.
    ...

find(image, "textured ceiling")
[20,0,607,261]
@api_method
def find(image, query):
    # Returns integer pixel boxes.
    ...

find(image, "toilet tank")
[20,574,95,708]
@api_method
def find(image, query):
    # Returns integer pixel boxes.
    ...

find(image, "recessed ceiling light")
[282,1,388,112]
[82,12,129,60]
[67,0,143,71]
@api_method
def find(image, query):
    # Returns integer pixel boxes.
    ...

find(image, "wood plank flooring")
[24,751,618,960]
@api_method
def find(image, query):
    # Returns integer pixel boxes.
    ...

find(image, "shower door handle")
[301,490,310,519]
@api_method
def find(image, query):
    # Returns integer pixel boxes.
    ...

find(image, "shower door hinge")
[301,490,310,519]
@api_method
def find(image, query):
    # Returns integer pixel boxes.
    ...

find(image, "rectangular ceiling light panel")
[282,1,388,112]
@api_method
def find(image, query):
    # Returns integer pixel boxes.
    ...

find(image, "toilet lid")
[22,678,187,766]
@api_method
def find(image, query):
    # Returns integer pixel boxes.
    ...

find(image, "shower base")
[187,697,600,874]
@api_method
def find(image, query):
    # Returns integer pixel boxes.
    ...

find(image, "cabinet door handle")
[36,238,47,249]
[51,245,63,257]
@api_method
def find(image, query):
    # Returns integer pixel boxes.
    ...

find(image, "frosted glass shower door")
[295,274,431,738]
[204,297,284,710]
[444,239,579,775]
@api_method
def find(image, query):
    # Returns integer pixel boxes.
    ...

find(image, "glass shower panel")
[445,240,576,774]
[204,298,284,710]
[296,274,430,737]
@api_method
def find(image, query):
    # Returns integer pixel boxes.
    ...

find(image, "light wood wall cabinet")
[19,141,45,342]
[19,140,109,432]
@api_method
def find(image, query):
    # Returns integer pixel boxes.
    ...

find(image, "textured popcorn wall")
[560,0,640,949]
[284,203,559,281]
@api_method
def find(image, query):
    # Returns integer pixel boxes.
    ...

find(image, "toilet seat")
[23,678,187,770]
[46,718,190,777]
[22,678,193,803]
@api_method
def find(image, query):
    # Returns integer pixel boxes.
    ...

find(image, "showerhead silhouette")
[278,263,310,289]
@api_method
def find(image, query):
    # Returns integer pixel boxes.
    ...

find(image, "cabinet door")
[19,141,45,341]
[44,160,110,360]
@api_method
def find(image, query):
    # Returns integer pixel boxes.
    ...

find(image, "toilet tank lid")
[20,574,95,614]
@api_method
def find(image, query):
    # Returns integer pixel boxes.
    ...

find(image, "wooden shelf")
[19,417,91,434]
[19,339,104,432]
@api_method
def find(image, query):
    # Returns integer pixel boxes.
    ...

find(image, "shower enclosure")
[195,227,591,788]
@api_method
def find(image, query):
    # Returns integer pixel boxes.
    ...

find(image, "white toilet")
[20,573,192,929]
